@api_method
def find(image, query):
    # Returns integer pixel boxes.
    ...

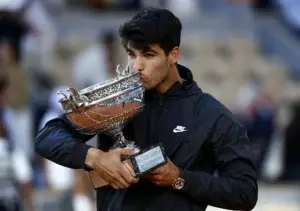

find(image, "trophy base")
[88,143,167,189]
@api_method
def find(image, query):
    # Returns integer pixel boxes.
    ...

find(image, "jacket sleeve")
[35,114,95,169]
[180,115,258,210]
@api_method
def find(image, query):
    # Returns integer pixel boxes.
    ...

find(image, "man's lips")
[139,74,145,80]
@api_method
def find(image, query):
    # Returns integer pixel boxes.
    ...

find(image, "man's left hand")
[143,158,180,187]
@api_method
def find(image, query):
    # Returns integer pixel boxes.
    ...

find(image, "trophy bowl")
[57,64,145,149]
[57,64,167,189]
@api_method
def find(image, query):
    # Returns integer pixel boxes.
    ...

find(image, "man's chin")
[142,83,153,91]
[143,86,151,91]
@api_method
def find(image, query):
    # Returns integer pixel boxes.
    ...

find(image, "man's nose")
[133,57,144,72]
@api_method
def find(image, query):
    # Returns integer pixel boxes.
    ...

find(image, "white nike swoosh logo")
[173,128,187,133]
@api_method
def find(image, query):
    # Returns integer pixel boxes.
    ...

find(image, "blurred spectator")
[38,86,75,209]
[0,75,19,211]
[21,0,58,68]
[0,0,58,68]
[0,3,40,210]
[3,65,33,160]
[247,84,277,176]
[0,0,51,163]
[0,137,20,211]
[0,75,34,211]
[281,101,300,180]
[39,86,74,191]
[72,170,95,211]
[0,6,30,68]
[233,77,277,177]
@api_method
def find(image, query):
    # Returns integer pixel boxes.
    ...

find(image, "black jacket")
[35,65,258,211]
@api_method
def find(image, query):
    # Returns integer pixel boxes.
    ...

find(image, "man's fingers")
[117,148,139,156]
[123,160,136,177]
[110,175,128,189]
[115,173,130,188]
[101,173,118,188]
[94,148,141,189]
[102,170,129,189]
[124,165,139,184]
[119,165,138,184]
[110,183,119,189]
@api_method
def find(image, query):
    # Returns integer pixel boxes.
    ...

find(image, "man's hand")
[85,148,139,189]
[143,158,180,187]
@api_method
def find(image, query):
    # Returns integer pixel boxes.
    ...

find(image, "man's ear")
[168,47,180,65]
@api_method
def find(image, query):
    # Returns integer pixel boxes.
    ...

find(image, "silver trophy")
[57,64,167,188]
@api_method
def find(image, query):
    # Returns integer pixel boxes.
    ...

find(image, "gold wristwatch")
[172,170,185,190]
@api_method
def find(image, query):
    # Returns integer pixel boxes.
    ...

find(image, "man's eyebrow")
[142,48,158,54]
[125,47,134,53]
[125,45,158,54]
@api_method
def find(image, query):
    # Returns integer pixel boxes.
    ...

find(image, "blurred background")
[0,0,300,211]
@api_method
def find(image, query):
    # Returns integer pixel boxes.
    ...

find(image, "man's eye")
[144,54,155,58]
[128,52,135,57]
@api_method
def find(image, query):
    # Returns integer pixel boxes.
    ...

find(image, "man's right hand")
[85,148,139,189]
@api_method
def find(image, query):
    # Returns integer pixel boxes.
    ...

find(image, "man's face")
[126,44,170,90]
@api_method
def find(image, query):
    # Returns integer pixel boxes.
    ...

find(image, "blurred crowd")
[0,0,300,211]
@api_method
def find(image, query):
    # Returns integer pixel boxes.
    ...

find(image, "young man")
[35,8,258,211]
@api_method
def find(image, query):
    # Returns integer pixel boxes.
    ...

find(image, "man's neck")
[155,65,182,94]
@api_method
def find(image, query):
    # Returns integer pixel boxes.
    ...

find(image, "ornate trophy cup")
[57,65,167,188]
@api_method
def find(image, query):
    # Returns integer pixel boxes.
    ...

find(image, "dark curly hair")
[119,8,182,55]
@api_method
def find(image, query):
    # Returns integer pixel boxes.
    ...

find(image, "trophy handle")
[116,64,124,78]
[57,90,68,100]
[116,64,132,78]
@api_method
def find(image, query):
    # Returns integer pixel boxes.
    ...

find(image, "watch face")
[173,178,185,190]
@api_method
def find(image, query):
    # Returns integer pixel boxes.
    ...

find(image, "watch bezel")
[172,177,185,190]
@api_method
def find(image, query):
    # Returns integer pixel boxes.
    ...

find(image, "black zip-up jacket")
[35,64,258,211]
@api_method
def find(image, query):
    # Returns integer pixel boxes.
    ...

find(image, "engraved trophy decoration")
[57,65,167,189]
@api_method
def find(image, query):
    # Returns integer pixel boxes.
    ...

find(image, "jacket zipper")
[159,95,163,107]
